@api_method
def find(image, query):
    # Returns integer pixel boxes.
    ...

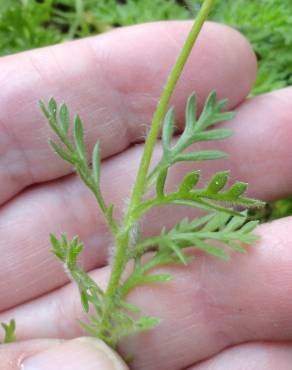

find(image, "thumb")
[20,337,129,370]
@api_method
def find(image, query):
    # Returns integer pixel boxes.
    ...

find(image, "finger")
[1,338,128,370]
[190,342,292,370]
[217,86,292,200]
[0,339,61,369]
[0,21,256,203]
[2,86,292,310]
[2,217,292,370]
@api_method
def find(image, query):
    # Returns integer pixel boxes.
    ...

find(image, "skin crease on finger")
[0,20,257,311]
[0,21,256,205]
[2,218,292,370]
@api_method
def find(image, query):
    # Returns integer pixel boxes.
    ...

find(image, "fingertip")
[202,21,257,105]
[21,337,129,370]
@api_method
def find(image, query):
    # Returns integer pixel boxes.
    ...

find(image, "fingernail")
[21,337,128,370]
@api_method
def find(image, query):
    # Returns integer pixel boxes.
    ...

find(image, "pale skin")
[0,20,292,369]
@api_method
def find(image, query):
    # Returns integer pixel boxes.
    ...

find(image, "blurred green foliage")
[1,0,292,220]
[210,0,292,95]
[2,0,292,94]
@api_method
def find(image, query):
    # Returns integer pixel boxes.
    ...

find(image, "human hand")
[1,21,292,370]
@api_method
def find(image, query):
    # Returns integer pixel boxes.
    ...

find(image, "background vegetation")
[1,0,292,220]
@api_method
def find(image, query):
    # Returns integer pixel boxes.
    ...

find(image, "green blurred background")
[1,0,292,221]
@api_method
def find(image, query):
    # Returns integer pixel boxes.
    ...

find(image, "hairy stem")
[104,0,215,301]
[126,0,215,215]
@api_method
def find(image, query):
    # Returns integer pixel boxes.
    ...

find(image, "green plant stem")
[104,0,215,302]
[127,0,215,215]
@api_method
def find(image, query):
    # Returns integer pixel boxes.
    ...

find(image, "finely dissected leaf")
[148,91,235,189]
[134,211,259,266]
[41,99,110,216]
[42,89,263,350]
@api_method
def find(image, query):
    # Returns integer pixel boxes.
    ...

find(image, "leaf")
[50,233,65,261]
[226,241,246,253]
[48,97,57,117]
[192,237,228,259]
[210,111,235,124]
[168,242,188,264]
[1,319,16,344]
[68,237,83,265]
[224,213,248,232]
[162,107,175,150]
[194,128,233,142]
[171,198,241,217]
[182,214,214,231]
[39,100,50,119]
[207,171,230,193]
[140,273,173,284]
[176,150,226,162]
[135,316,160,331]
[185,93,197,132]
[201,213,231,232]
[80,290,90,313]
[41,92,264,349]
[59,103,70,133]
[197,92,235,129]
[197,90,217,130]
[106,204,114,223]
[74,114,86,160]
[49,139,74,164]
[118,301,141,314]
[156,234,189,264]
[92,141,101,186]
[179,171,200,193]
[226,182,248,198]
[240,220,259,233]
